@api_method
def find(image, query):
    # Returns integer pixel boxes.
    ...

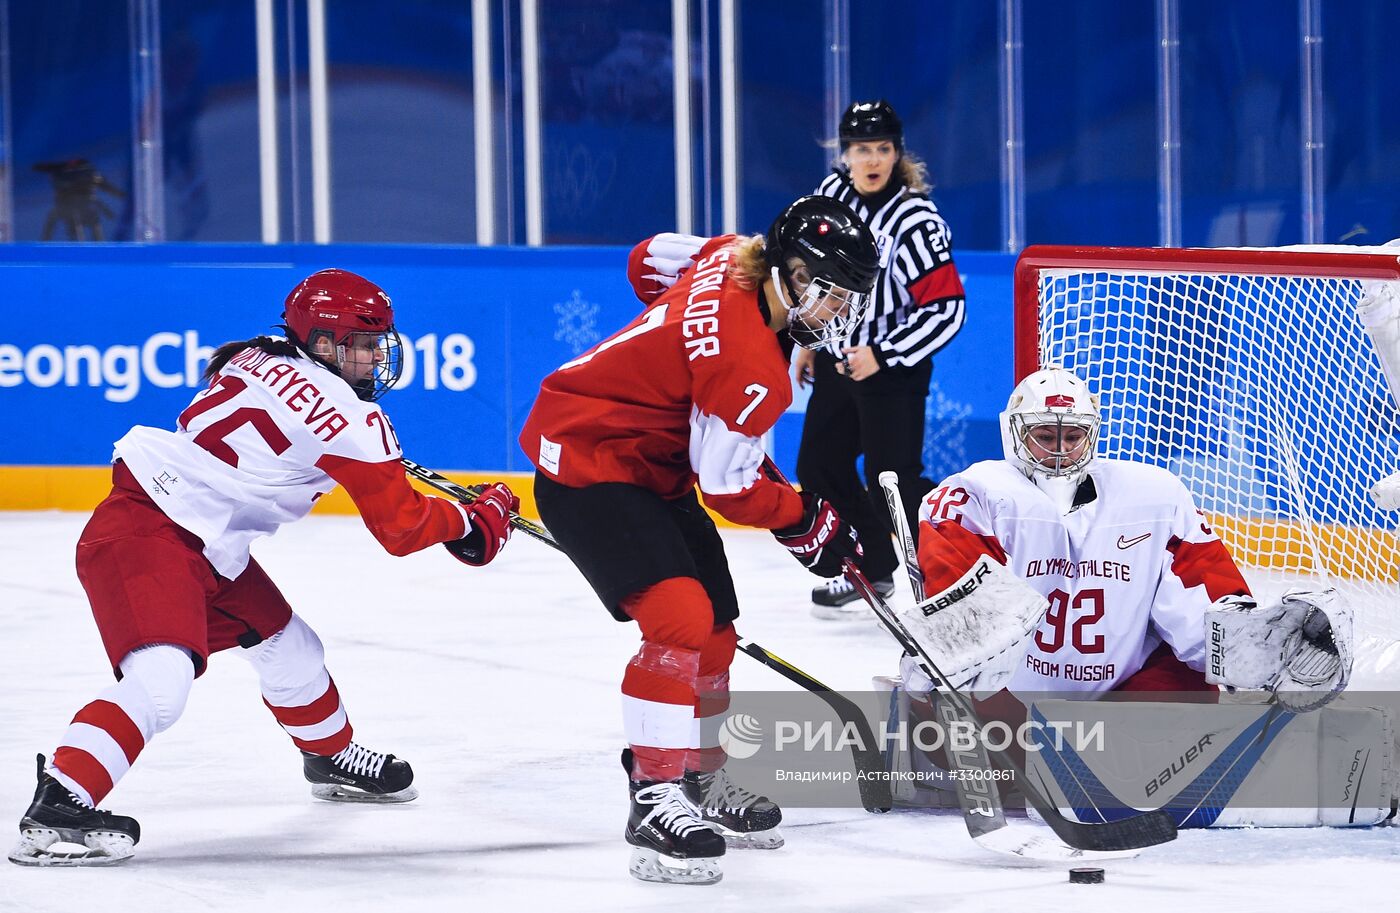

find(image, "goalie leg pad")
[1023,697,1394,827]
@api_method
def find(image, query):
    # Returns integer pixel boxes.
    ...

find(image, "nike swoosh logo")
[1116,532,1151,549]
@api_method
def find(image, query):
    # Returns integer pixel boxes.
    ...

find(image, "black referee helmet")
[839,100,903,151]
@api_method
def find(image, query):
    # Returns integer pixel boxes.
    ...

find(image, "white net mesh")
[1030,251,1400,685]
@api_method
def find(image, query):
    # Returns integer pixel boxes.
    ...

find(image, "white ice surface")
[1,512,1396,912]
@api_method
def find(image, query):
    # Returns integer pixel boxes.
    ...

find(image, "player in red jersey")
[10,270,518,867]
[520,196,879,884]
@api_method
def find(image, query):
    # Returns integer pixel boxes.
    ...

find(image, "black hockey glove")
[773,491,862,578]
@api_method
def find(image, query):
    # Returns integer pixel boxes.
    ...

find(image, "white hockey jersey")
[916,459,1250,694]
[115,344,469,579]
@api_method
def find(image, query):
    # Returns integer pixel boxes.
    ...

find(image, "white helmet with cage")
[1000,367,1101,483]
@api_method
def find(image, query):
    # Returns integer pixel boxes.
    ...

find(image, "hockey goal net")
[1015,245,1400,686]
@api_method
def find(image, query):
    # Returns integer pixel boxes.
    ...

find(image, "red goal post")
[1013,244,1400,680]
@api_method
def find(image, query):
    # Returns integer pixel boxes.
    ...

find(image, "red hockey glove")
[443,482,520,566]
[772,491,862,577]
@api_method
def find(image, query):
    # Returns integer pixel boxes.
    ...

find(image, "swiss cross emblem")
[1045,394,1075,408]
[817,222,830,234]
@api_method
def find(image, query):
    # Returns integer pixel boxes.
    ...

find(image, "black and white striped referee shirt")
[814,169,966,368]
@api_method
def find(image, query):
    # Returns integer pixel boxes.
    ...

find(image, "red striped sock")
[50,699,147,806]
[263,675,353,755]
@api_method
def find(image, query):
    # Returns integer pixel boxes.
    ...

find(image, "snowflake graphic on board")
[554,289,601,355]
[922,379,973,481]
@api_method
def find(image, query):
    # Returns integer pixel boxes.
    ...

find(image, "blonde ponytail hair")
[727,235,769,290]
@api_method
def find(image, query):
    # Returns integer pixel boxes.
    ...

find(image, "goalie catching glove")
[1205,589,1353,712]
[772,491,861,577]
[443,482,520,567]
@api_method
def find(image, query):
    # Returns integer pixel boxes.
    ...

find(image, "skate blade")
[712,825,784,850]
[628,847,723,885]
[9,829,135,867]
[810,603,867,621]
[310,783,419,804]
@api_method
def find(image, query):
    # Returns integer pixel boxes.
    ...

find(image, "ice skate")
[303,741,418,803]
[622,750,725,884]
[8,754,140,867]
[682,766,784,849]
[811,575,894,620]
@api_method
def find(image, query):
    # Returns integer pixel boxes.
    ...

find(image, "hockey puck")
[1068,867,1105,884]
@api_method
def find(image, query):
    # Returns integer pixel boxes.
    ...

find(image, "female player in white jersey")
[890,367,1353,817]
[911,366,1249,695]
[10,269,518,867]
[904,366,1349,705]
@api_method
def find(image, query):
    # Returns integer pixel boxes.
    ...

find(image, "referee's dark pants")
[796,349,934,583]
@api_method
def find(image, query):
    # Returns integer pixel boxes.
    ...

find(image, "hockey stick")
[401,458,892,812]
[877,472,1008,841]
[841,563,1177,852]
[401,459,557,548]
[876,472,1146,861]
[733,640,892,814]
[877,472,927,599]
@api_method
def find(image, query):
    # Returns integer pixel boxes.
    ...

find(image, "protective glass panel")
[1022,0,1156,247]
[160,1,261,241]
[737,4,824,233]
[849,0,999,249]
[538,0,674,243]
[10,1,132,241]
[1322,0,1400,246]
[1179,0,1301,247]
[325,0,478,243]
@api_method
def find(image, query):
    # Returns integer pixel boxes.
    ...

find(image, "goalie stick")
[877,473,1007,839]
[841,560,1176,853]
[400,458,892,813]
[876,472,1148,862]
[759,457,1175,852]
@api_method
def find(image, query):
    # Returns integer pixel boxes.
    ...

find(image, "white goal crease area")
[1015,244,1400,687]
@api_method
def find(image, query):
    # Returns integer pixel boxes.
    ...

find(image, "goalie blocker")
[896,537,1047,696]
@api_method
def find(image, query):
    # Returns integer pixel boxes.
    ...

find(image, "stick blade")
[975,828,1143,863]
[1044,807,1178,852]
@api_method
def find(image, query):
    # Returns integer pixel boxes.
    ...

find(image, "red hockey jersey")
[520,235,803,530]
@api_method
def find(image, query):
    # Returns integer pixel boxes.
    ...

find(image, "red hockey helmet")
[283,269,404,401]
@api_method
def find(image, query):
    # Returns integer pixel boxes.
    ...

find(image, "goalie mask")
[765,195,879,349]
[1000,367,1101,482]
[283,269,404,402]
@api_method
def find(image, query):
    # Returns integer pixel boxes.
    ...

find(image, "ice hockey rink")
[1,511,1396,913]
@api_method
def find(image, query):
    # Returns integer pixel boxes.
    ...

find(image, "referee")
[796,99,967,618]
